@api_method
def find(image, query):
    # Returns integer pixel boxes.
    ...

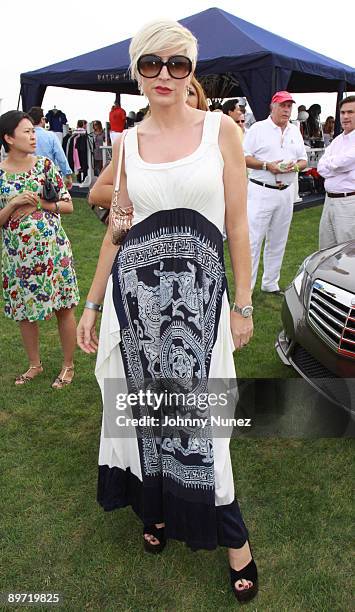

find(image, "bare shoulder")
[136,117,153,136]
[111,132,130,174]
[193,108,208,124]
[183,108,207,128]
[219,114,244,158]
[112,133,124,157]
[219,114,241,141]
[99,160,114,182]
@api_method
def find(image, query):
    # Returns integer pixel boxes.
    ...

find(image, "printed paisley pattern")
[0,157,79,321]
[110,208,226,535]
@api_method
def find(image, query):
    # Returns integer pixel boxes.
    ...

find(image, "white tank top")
[124,112,225,234]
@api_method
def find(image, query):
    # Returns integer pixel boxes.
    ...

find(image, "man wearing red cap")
[243,91,307,295]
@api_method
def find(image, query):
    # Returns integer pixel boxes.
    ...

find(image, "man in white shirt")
[317,95,355,249]
[243,91,307,294]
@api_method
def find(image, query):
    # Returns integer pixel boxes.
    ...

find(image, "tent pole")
[334,81,345,137]
[17,87,22,111]
[271,69,276,95]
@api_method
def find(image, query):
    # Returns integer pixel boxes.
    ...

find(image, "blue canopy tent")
[20,7,355,121]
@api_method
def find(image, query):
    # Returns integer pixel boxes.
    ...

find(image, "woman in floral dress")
[0,110,79,387]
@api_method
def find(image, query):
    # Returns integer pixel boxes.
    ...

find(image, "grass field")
[1,201,353,611]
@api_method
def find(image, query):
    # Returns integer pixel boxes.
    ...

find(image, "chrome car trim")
[310,302,345,328]
[312,281,354,308]
[308,311,341,342]
[307,280,355,358]
[311,293,348,319]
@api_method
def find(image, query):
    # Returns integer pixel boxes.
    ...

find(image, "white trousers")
[319,194,355,249]
[247,181,294,291]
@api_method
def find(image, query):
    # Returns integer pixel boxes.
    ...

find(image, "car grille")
[292,344,336,378]
[307,280,355,359]
[291,345,352,409]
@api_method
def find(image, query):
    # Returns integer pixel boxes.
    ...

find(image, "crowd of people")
[9,91,334,187]
[0,105,149,182]
[12,93,332,190]
[1,16,354,604]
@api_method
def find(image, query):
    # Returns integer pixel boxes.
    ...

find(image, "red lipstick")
[155,86,172,94]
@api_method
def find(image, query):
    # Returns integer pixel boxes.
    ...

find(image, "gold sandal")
[52,365,74,389]
[15,362,43,385]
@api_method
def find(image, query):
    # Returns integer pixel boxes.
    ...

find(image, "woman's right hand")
[11,203,37,220]
[77,308,100,354]
[10,191,39,208]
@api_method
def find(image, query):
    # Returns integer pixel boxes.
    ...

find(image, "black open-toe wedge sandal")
[230,558,258,603]
[143,524,166,554]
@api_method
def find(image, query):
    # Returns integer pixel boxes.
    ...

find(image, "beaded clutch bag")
[109,130,133,245]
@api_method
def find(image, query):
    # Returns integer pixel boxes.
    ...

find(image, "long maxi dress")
[95,112,249,551]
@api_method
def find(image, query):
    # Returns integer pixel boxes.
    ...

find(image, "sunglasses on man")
[137,55,192,79]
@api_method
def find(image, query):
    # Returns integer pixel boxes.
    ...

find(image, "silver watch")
[85,300,103,313]
[231,303,253,318]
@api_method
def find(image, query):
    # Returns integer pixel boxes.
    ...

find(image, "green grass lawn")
[1,201,353,611]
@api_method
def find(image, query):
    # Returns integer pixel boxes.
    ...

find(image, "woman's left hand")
[230,311,253,350]
[11,203,37,220]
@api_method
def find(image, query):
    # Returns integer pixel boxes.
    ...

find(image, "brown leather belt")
[250,178,289,190]
[327,191,355,198]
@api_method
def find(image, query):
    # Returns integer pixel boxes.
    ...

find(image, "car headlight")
[293,268,306,295]
[293,253,316,298]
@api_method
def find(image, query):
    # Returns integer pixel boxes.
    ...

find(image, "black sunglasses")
[137,54,192,79]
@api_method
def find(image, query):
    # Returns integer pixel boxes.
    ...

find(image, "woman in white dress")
[77,19,257,603]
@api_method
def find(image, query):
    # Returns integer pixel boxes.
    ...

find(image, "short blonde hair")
[129,19,198,82]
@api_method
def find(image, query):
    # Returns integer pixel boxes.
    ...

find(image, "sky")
[1,0,354,125]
